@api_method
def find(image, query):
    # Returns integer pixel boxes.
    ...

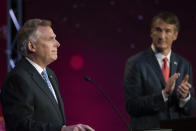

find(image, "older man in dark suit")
[124,12,196,130]
[1,19,94,131]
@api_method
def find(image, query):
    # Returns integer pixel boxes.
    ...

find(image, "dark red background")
[1,0,196,131]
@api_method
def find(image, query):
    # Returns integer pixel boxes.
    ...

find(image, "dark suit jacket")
[124,48,196,130]
[1,58,66,131]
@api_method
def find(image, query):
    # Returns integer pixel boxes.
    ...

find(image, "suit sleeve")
[180,63,196,115]
[124,58,167,117]
[1,73,62,131]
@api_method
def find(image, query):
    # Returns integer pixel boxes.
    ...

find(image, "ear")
[173,32,178,41]
[27,41,36,53]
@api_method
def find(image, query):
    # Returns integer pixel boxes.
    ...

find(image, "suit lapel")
[146,49,179,89]
[21,58,64,121]
[146,48,166,88]
[31,71,58,105]
[170,52,178,76]
[169,52,181,96]
[47,68,65,122]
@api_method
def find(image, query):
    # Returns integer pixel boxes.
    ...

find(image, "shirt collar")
[25,57,45,75]
[151,44,171,62]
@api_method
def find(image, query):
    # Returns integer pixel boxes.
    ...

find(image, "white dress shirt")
[25,57,58,102]
[151,45,190,107]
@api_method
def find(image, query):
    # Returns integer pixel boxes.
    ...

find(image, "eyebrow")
[154,26,173,30]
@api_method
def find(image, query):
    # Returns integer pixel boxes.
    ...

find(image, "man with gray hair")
[1,19,95,131]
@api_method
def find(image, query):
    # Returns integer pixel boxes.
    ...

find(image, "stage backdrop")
[2,0,196,131]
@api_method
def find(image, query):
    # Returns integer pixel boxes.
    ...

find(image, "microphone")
[84,75,129,129]
[84,76,91,81]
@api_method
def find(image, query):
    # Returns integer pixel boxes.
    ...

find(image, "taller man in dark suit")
[124,12,196,130]
[1,19,94,131]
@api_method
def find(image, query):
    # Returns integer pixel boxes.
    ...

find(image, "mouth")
[157,40,166,44]
[52,50,57,53]
[51,51,58,56]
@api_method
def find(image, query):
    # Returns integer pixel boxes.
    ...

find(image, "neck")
[154,47,171,56]
[151,44,171,56]
[27,55,47,69]
[160,50,170,56]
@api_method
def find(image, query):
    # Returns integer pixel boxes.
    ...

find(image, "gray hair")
[17,19,52,56]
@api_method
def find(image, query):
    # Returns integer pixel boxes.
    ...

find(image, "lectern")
[160,117,196,131]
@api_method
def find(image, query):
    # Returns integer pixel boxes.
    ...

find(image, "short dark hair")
[151,12,180,33]
[17,19,52,56]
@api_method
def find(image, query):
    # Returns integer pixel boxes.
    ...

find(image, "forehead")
[36,26,55,36]
[152,18,175,30]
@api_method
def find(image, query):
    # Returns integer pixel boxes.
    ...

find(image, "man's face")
[33,26,60,66]
[151,18,178,53]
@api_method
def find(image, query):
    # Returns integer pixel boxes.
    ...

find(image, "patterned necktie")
[41,70,58,103]
[162,57,170,83]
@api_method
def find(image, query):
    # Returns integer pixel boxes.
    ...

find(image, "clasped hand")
[177,74,191,98]
[164,73,191,98]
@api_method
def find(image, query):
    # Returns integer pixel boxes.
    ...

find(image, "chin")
[49,57,57,63]
[155,43,166,49]
[53,56,58,61]
[155,46,166,52]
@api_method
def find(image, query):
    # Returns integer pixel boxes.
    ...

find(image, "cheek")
[151,32,159,38]
[169,37,175,42]
[152,35,159,41]
[39,46,51,56]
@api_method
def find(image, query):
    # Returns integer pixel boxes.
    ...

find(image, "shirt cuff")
[179,93,191,108]
[162,90,168,102]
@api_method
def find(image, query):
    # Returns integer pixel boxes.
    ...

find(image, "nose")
[159,31,166,39]
[55,40,60,48]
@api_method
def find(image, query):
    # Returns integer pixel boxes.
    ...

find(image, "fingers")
[182,74,189,83]
[168,73,180,86]
[178,84,190,93]
[165,73,180,95]
[61,125,66,131]
[75,124,85,131]
[171,73,180,81]
[166,73,191,99]
[167,73,180,86]
[82,124,95,131]
[185,82,191,89]
[73,127,79,131]
[178,82,191,98]
[74,124,95,131]
[178,87,188,98]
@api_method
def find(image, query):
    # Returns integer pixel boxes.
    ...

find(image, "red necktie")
[162,57,170,83]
